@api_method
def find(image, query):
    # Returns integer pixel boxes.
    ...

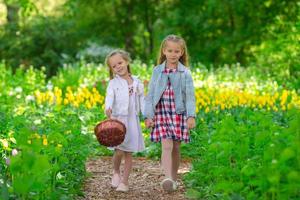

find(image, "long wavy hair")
[157,34,189,67]
[105,49,132,79]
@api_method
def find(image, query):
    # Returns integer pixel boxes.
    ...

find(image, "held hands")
[145,118,154,128]
[105,108,112,118]
[187,117,196,130]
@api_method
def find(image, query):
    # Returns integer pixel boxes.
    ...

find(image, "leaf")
[280,148,295,161]
[12,174,33,196]
[185,188,202,199]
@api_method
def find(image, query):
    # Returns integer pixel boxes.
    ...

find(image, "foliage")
[0,61,299,199]
[0,0,299,80]
[249,18,300,89]
[184,108,300,200]
[0,16,79,76]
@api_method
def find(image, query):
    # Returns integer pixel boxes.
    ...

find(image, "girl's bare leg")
[161,139,173,179]
[171,141,181,181]
[122,152,133,185]
[113,149,124,174]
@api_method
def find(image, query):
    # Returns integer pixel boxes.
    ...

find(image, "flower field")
[0,61,299,199]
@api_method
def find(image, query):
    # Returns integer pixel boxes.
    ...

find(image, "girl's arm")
[105,81,114,116]
[144,71,156,119]
[185,69,196,118]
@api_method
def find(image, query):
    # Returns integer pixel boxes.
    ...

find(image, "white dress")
[108,83,145,152]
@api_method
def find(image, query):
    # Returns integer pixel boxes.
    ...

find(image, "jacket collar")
[115,74,138,85]
[157,61,185,73]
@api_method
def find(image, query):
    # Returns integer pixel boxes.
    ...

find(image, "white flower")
[79,83,88,88]
[26,95,35,102]
[56,172,64,180]
[34,119,42,125]
[15,87,23,93]
[81,126,88,135]
[16,94,21,99]
[5,158,10,165]
[46,82,53,90]
[12,149,18,156]
[79,115,85,122]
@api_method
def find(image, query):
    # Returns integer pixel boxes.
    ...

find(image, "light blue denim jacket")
[144,61,196,119]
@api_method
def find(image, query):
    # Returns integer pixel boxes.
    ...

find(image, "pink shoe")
[111,173,121,188]
[116,182,129,192]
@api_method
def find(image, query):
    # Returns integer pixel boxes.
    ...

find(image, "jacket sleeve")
[105,80,114,111]
[185,69,196,118]
[144,71,156,119]
[137,80,145,116]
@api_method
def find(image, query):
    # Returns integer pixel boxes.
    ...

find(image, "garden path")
[80,156,191,200]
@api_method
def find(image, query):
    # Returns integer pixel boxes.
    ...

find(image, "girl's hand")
[105,108,112,118]
[145,118,154,128]
[187,117,196,130]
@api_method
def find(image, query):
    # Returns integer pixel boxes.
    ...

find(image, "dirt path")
[80,156,191,200]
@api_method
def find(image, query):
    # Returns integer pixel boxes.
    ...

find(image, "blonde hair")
[105,49,132,79]
[157,34,189,66]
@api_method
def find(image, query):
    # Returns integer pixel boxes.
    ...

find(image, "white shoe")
[111,173,121,188]
[173,181,178,190]
[161,178,175,192]
[116,183,129,192]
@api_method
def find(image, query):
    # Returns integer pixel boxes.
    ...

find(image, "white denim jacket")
[105,75,145,116]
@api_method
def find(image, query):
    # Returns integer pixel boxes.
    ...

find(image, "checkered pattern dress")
[150,68,190,143]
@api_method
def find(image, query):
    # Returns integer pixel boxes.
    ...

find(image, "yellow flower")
[33,133,41,139]
[85,101,92,109]
[73,101,79,107]
[220,104,225,110]
[56,97,62,105]
[43,138,48,146]
[205,107,210,113]
[0,139,9,149]
[14,106,26,116]
[8,130,14,137]
[64,98,69,105]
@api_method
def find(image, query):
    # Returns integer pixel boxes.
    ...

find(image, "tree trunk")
[143,0,154,59]
[6,3,19,24]
[121,0,135,54]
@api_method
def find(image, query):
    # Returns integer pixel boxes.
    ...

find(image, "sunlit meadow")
[0,61,299,199]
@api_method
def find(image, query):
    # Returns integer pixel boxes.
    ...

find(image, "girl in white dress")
[104,49,145,192]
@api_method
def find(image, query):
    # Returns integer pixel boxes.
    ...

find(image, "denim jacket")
[144,61,196,119]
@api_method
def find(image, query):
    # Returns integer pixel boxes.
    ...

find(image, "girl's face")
[108,54,129,77]
[163,41,184,65]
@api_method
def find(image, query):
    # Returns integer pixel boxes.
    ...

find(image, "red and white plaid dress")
[150,68,190,143]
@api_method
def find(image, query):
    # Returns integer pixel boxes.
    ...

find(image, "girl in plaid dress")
[144,35,196,192]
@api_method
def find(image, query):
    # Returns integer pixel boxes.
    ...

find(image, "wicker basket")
[94,119,126,147]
